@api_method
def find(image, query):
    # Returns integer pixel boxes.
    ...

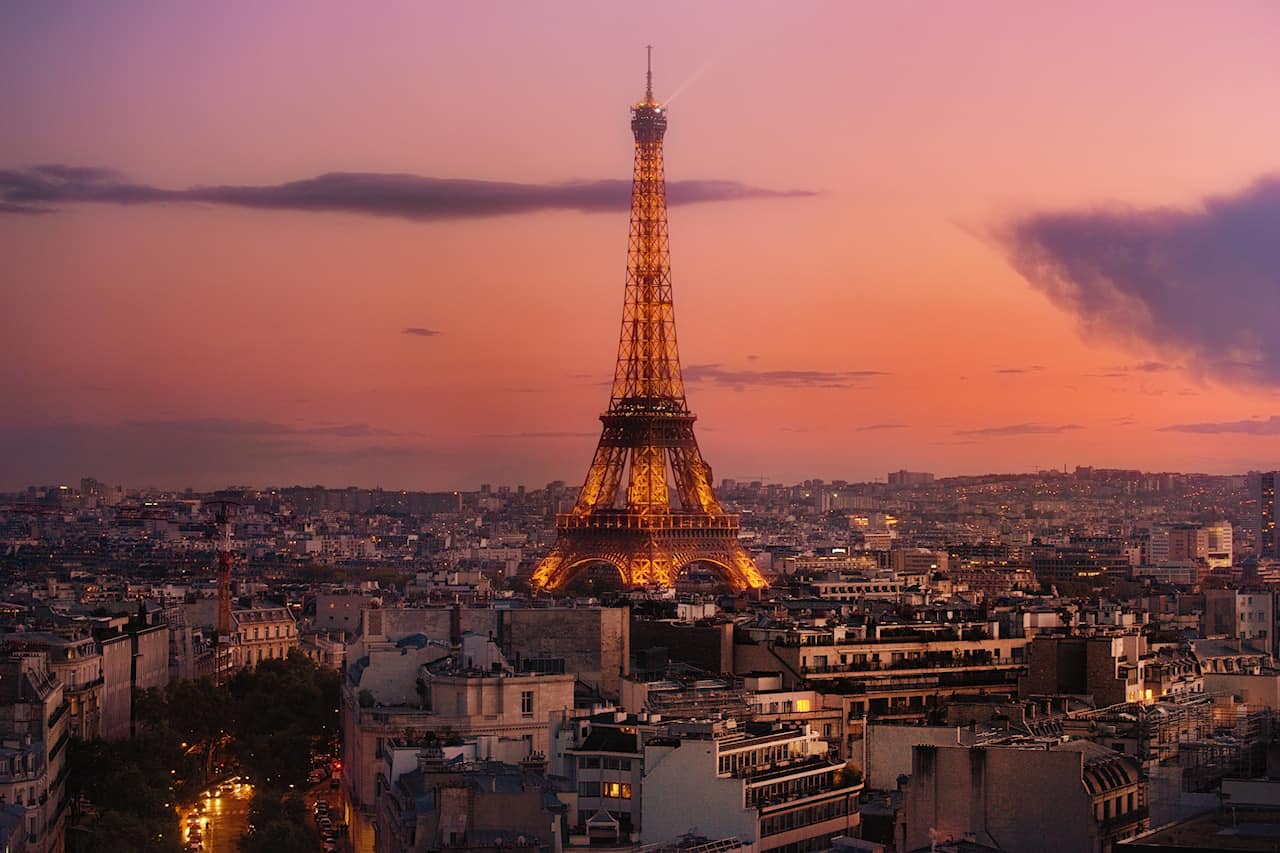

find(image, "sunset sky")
[3,2,1280,491]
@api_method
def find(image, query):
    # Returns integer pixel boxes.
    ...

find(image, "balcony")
[64,677,104,695]
[1100,805,1148,834]
[803,657,1023,677]
[556,512,740,532]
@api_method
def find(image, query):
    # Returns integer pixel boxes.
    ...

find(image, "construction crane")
[205,499,239,681]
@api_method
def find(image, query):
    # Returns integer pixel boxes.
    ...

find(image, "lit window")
[795,699,811,712]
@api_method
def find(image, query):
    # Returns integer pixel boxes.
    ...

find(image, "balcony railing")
[803,658,1023,676]
[556,513,740,532]
[65,677,105,694]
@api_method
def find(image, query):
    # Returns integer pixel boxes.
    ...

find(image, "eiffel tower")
[530,51,768,592]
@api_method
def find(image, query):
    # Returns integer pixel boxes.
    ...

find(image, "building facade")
[641,721,862,852]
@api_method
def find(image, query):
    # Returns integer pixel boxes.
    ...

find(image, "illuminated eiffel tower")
[531,51,768,592]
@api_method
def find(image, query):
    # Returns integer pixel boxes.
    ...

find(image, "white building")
[641,721,861,852]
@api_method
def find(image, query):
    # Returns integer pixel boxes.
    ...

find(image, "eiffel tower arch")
[531,51,768,593]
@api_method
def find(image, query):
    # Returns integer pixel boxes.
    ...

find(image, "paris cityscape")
[3,5,1280,853]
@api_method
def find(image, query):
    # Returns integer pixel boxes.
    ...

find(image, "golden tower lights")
[531,51,768,592]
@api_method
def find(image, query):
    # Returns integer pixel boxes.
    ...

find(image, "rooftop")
[1123,808,1280,851]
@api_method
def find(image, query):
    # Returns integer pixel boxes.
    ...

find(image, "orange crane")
[206,500,239,680]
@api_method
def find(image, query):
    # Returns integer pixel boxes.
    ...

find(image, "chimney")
[418,742,446,775]
[450,603,463,663]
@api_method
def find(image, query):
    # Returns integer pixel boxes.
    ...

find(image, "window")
[520,690,534,716]
[580,757,600,769]
[620,783,632,799]
[603,757,620,770]
[604,782,625,798]
[578,781,601,797]
[795,699,811,712]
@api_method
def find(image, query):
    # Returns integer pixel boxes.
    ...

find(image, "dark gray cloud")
[0,164,812,221]
[124,417,396,438]
[0,419,425,490]
[402,327,442,337]
[480,431,596,439]
[1003,175,1280,387]
[1160,416,1280,435]
[956,423,1083,437]
[683,364,887,390]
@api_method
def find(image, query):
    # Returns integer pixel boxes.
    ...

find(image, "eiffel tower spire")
[530,53,768,592]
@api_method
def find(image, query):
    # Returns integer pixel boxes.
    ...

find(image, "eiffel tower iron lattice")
[530,51,768,592]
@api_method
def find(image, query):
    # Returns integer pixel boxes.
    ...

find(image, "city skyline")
[5,3,1280,491]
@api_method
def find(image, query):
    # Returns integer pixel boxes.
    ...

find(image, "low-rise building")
[901,740,1146,853]
[342,634,575,853]
[641,720,862,852]
[375,745,567,853]
[233,606,298,668]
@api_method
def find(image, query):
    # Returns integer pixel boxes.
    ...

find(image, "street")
[179,778,254,853]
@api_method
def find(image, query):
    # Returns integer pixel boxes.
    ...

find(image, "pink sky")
[3,2,1280,490]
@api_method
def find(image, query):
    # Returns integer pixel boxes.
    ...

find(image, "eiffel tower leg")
[669,538,768,592]
[531,537,632,591]
[530,543,568,591]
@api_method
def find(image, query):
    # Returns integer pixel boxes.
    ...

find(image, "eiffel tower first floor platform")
[529,511,768,592]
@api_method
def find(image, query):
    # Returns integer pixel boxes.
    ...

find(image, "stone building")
[375,747,567,853]
[2,633,103,742]
[342,633,575,853]
[1019,634,1148,706]
[232,606,298,668]
[641,720,862,852]
[0,653,68,853]
[900,741,1146,853]
[358,605,629,700]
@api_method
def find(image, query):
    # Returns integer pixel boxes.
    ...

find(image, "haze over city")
[5,2,1280,490]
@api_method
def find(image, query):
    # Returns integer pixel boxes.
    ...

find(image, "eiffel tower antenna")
[530,53,767,592]
[645,44,654,102]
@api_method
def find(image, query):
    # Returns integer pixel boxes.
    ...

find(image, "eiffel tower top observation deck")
[529,51,768,592]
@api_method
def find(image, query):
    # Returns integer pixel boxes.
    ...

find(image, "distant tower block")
[531,51,767,592]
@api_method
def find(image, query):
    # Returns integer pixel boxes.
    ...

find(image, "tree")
[240,820,317,853]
